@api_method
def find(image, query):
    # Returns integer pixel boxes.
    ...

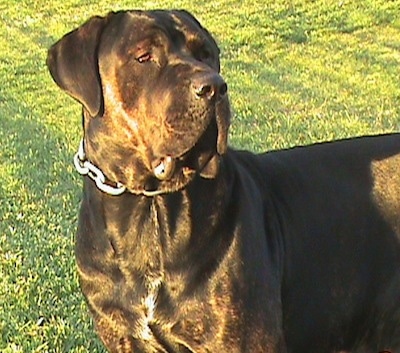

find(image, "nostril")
[219,83,228,97]
[193,74,227,100]
[194,83,227,100]
[195,84,213,98]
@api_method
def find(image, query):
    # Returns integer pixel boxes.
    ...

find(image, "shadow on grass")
[0,14,104,351]
[0,34,103,350]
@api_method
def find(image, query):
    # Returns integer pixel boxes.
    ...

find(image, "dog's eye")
[198,48,211,61]
[196,48,212,62]
[136,52,152,63]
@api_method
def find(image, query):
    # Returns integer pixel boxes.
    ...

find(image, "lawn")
[0,0,399,351]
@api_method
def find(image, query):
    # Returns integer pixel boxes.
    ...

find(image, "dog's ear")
[46,15,109,117]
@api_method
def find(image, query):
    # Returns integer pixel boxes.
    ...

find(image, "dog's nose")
[193,73,227,100]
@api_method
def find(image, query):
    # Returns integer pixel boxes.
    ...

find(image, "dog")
[47,9,400,353]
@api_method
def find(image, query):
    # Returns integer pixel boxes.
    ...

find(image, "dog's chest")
[136,274,163,341]
[114,203,222,351]
[110,201,186,344]
[84,196,239,351]
[125,204,167,337]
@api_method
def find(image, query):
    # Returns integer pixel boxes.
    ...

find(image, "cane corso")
[47,9,400,353]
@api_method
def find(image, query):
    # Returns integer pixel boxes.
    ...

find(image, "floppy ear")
[46,16,109,117]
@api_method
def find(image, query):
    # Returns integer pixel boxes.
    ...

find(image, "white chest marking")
[138,275,163,341]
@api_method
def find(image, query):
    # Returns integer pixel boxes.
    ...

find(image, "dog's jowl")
[47,9,400,353]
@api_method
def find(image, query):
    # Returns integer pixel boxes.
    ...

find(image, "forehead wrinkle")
[169,13,202,39]
[170,14,219,57]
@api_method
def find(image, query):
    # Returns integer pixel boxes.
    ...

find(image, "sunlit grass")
[0,0,399,351]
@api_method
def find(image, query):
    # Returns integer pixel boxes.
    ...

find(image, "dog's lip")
[150,149,201,182]
[154,131,208,160]
[150,117,218,181]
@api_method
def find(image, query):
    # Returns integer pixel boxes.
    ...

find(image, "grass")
[0,0,399,351]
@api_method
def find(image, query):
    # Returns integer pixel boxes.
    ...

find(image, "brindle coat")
[47,9,400,353]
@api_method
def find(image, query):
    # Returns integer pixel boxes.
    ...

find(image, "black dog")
[47,9,400,353]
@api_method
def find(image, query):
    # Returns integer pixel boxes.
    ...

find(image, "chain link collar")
[73,140,127,196]
[73,140,169,197]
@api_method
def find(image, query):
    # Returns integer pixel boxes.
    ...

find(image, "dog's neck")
[78,161,235,297]
[77,171,235,345]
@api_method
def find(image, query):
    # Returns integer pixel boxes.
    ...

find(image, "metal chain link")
[73,140,127,196]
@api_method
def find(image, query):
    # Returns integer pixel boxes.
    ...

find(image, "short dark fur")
[47,9,400,353]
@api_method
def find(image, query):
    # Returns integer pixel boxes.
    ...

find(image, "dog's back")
[235,133,400,352]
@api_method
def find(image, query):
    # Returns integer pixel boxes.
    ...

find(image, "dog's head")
[47,10,231,195]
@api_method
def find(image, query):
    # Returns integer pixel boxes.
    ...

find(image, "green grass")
[0,0,399,351]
